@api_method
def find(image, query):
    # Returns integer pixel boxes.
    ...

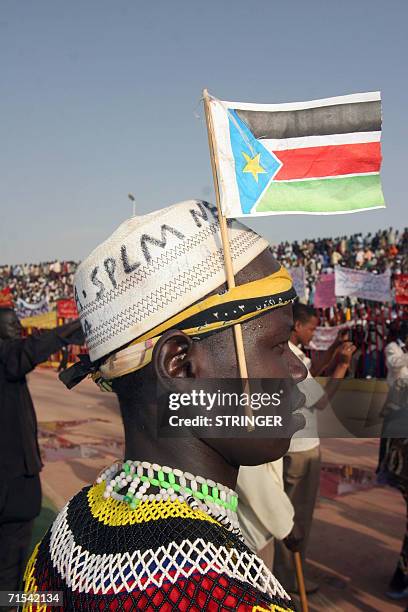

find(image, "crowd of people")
[274,227,408,295]
[1,228,406,381]
[1,228,407,309]
[0,261,78,305]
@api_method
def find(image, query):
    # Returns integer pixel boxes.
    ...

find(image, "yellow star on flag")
[242,152,266,182]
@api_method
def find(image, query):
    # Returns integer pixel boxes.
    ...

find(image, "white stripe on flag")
[236,205,386,218]
[274,171,379,183]
[261,131,381,152]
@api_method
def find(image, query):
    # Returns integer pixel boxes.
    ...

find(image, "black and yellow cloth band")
[59,265,296,391]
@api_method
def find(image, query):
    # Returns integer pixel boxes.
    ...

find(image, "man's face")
[0,309,23,340]
[190,249,308,465]
[294,315,319,348]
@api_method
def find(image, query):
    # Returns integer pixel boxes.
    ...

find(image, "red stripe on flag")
[273,142,381,181]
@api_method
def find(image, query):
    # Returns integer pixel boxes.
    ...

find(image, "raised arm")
[310,329,349,377]
[311,342,356,410]
[0,320,84,381]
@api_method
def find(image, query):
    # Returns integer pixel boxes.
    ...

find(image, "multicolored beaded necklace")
[97,459,241,534]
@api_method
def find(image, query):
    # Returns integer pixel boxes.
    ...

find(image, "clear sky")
[1,0,407,264]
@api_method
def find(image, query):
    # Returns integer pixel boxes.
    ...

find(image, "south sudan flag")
[209,92,385,217]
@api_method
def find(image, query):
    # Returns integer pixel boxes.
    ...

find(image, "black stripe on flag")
[236,100,381,139]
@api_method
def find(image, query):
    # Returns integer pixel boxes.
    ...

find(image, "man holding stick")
[274,303,356,594]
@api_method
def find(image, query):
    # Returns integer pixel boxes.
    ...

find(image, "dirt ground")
[28,368,407,611]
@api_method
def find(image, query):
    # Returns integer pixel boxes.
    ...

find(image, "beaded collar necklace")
[97,460,241,534]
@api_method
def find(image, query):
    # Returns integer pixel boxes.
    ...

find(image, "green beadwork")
[117,462,238,513]
[168,472,176,484]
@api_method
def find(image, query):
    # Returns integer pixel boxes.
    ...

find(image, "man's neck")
[123,432,238,490]
[290,331,300,347]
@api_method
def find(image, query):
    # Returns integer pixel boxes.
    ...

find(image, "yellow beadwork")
[22,543,48,612]
[252,605,295,612]
[88,482,221,527]
[23,542,39,594]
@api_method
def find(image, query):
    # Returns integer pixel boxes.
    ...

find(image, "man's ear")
[152,330,198,382]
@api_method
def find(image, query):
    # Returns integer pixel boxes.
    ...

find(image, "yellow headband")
[94,266,295,389]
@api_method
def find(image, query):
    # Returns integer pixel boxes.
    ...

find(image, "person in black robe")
[0,307,84,599]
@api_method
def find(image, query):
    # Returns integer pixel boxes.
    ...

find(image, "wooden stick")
[203,90,252,372]
[294,551,309,612]
[203,89,254,427]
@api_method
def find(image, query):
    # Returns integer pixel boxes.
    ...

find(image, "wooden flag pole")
[202,89,249,380]
[294,552,309,612]
[202,88,250,384]
[202,91,236,288]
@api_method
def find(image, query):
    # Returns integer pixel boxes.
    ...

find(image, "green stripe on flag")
[255,174,384,213]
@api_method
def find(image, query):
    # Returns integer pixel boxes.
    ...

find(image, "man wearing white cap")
[24,200,307,611]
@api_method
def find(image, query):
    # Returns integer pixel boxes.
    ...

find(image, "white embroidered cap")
[74,200,268,362]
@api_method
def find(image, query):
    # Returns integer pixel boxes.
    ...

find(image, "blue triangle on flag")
[228,109,281,214]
